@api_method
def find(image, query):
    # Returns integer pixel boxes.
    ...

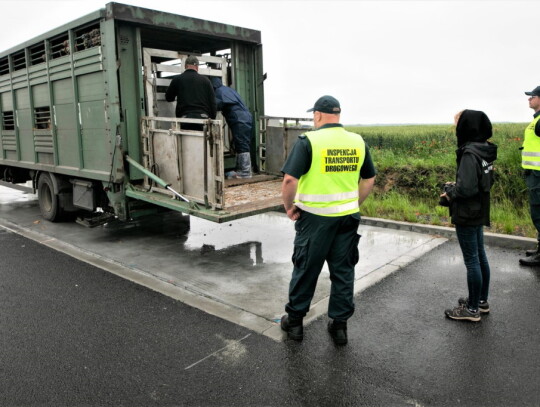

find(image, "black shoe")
[445,304,481,322]
[327,320,348,345]
[525,244,540,257]
[519,253,540,266]
[280,314,303,341]
[458,297,490,314]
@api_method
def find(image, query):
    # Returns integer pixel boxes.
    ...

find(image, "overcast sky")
[0,0,537,125]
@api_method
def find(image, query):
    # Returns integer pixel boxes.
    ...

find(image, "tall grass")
[346,123,534,237]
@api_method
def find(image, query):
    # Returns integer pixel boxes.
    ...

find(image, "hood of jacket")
[456,109,492,148]
[458,140,498,165]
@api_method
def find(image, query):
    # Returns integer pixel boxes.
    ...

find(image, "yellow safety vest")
[295,126,366,217]
[522,115,540,170]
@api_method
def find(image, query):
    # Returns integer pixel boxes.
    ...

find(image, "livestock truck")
[0,2,309,225]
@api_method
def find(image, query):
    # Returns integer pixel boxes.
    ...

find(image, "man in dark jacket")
[210,77,253,178]
[441,109,497,322]
[165,56,216,130]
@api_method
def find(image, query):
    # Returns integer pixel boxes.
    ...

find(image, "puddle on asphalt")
[107,211,438,267]
[99,211,294,265]
[186,214,294,264]
[1,184,447,324]
[0,183,35,204]
[1,185,438,268]
[360,228,431,249]
[440,254,463,266]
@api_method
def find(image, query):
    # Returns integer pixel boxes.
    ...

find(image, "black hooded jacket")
[446,110,498,226]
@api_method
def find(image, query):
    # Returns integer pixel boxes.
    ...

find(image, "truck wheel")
[38,173,64,222]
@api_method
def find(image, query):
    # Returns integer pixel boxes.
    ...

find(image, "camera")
[438,183,454,207]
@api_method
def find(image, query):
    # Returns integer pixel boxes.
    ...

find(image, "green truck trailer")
[0,2,310,224]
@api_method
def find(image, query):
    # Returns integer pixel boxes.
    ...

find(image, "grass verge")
[346,123,534,238]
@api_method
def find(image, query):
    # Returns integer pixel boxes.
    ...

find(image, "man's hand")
[282,174,300,221]
[358,176,375,206]
[286,206,301,221]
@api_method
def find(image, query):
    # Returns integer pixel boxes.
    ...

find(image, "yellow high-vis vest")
[295,126,366,217]
[522,115,540,170]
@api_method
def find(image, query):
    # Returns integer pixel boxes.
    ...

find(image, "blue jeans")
[455,224,490,310]
[230,122,252,153]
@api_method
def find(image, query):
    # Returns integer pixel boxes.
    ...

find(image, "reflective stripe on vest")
[522,115,540,170]
[295,190,358,202]
[295,126,365,217]
[295,200,359,215]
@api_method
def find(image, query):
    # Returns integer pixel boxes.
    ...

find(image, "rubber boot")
[525,242,540,257]
[226,152,252,179]
[235,152,252,178]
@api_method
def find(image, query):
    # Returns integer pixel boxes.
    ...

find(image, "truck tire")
[38,173,65,222]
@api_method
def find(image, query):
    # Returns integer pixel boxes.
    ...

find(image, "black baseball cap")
[525,86,540,96]
[307,95,341,114]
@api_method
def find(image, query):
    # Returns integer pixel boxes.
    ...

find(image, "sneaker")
[327,320,348,345]
[445,304,481,322]
[525,243,540,256]
[280,314,303,341]
[458,297,490,314]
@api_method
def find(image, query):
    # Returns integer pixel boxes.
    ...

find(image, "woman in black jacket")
[441,110,498,322]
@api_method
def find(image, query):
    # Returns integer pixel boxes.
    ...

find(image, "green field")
[345,123,534,237]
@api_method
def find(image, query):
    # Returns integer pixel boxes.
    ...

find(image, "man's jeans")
[230,123,252,153]
[455,224,490,310]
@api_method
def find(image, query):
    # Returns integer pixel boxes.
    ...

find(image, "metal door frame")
[140,116,224,209]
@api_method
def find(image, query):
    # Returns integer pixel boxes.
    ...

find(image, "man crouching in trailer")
[210,76,253,179]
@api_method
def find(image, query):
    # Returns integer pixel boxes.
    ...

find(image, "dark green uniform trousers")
[525,170,540,241]
[285,211,361,321]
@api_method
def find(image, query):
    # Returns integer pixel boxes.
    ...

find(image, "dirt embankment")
[373,166,453,197]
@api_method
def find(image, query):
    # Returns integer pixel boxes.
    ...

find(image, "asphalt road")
[1,227,539,407]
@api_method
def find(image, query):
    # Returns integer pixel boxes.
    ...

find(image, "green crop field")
[345,123,533,237]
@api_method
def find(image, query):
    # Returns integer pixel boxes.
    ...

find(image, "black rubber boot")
[519,252,540,266]
[280,314,303,341]
[525,243,540,257]
[328,320,348,345]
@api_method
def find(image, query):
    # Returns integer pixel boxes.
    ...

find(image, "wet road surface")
[0,186,445,340]
[1,226,539,406]
[1,186,539,406]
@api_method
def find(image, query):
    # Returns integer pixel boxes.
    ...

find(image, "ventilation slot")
[50,33,70,59]
[34,107,51,130]
[0,57,9,75]
[12,51,26,71]
[30,43,46,65]
[75,24,101,51]
[2,111,15,130]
